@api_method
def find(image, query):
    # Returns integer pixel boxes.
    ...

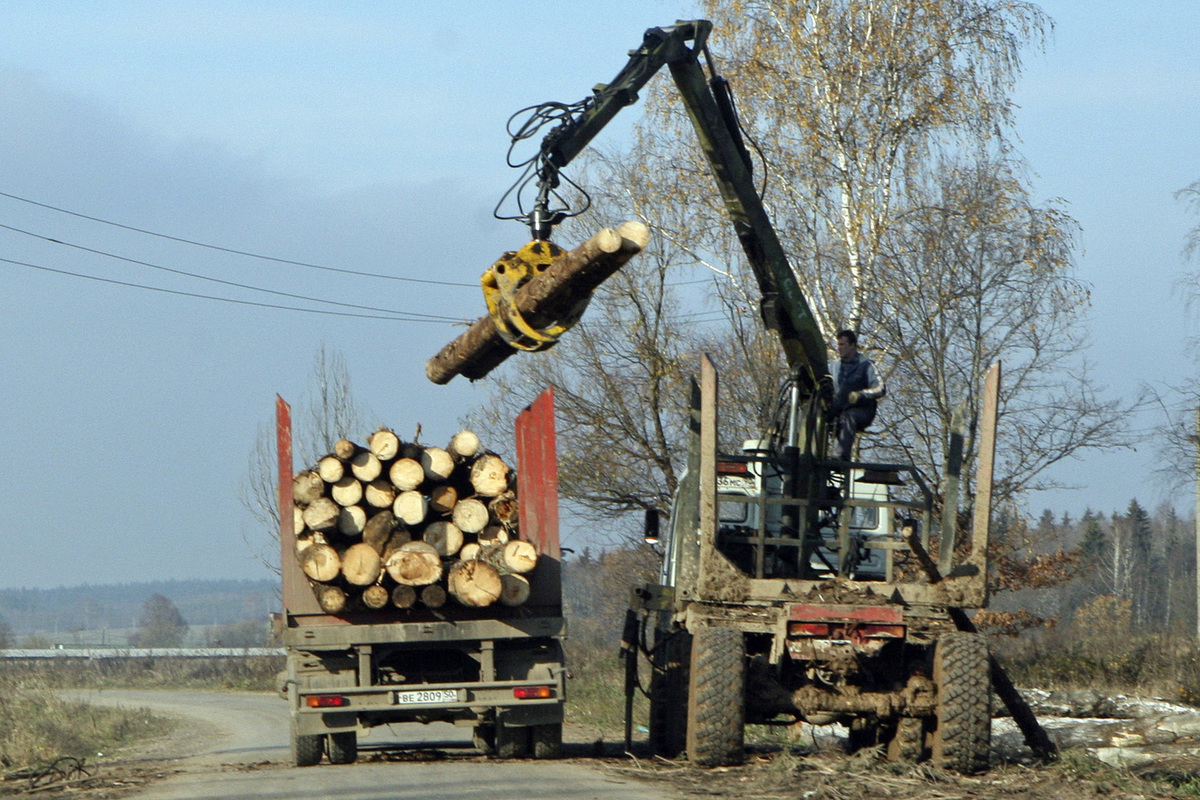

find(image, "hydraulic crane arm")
[526,20,828,392]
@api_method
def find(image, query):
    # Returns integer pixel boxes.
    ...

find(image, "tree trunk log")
[341,542,383,586]
[470,455,510,497]
[459,542,481,561]
[447,430,481,461]
[316,585,347,614]
[393,490,428,526]
[337,505,367,537]
[300,543,341,583]
[317,455,345,483]
[302,497,340,532]
[389,458,424,492]
[385,541,442,586]
[293,505,305,536]
[364,479,397,509]
[425,221,651,384]
[362,584,390,610]
[479,525,510,546]
[424,520,464,557]
[330,476,363,507]
[350,451,382,482]
[488,491,519,528]
[391,584,417,609]
[452,498,490,534]
[334,439,357,460]
[293,470,324,506]
[429,485,459,515]
[500,573,531,607]
[363,510,397,554]
[503,540,538,574]
[421,584,447,609]
[368,428,401,461]
[447,560,503,607]
[421,447,454,483]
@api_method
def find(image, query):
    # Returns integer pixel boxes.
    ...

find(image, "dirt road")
[64,689,680,800]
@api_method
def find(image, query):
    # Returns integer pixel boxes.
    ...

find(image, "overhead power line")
[0,255,463,323]
[0,189,477,288]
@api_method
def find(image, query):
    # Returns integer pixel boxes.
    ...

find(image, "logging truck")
[426,20,1056,772]
[275,391,566,766]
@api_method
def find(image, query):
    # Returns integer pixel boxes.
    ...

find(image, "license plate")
[393,688,459,705]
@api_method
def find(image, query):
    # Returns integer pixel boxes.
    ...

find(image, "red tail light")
[306,694,349,708]
[513,685,553,699]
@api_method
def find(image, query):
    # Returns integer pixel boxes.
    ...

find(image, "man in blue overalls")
[829,329,886,462]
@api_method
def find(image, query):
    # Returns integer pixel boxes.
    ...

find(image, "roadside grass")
[0,673,173,770]
[0,655,283,692]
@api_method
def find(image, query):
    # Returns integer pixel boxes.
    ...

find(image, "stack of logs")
[291,428,538,614]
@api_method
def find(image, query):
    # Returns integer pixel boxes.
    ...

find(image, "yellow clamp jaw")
[481,240,590,352]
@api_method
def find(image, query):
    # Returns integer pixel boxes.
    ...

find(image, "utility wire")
[0,256,462,323]
[0,189,477,288]
[0,222,462,323]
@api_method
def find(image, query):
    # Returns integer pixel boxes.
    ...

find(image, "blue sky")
[0,2,1196,588]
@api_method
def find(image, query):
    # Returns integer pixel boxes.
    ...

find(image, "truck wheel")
[885,717,927,762]
[473,724,496,756]
[327,731,357,765]
[649,630,690,758]
[531,723,562,759]
[931,633,990,774]
[685,626,745,767]
[495,722,530,758]
[290,722,324,767]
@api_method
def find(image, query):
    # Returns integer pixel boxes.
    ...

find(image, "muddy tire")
[290,721,324,767]
[327,731,357,764]
[531,723,562,759]
[931,632,991,774]
[649,630,691,758]
[685,626,745,767]
[886,717,927,762]
[495,721,530,758]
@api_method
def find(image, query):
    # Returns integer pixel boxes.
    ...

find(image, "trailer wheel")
[327,731,357,765]
[686,626,745,767]
[531,723,562,759]
[931,632,991,774]
[649,630,690,758]
[290,721,324,767]
[495,722,530,758]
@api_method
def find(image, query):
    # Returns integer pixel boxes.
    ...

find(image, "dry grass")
[0,655,283,692]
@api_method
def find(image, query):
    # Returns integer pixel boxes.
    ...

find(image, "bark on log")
[341,542,383,586]
[421,584,447,609]
[426,221,651,384]
[424,520,464,557]
[364,479,397,509]
[488,491,519,528]
[363,510,396,554]
[447,430,481,461]
[385,541,442,586]
[316,585,347,614]
[447,560,503,607]
[393,490,428,526]
[500,573,531,607]
[334,439,358,460]
[317,455,345,483]
[302,497,340,532]
[293,470,324,506]
[300,543,341,582]
[391,584,417,609]
[362,584,390,610]
[452,498,490,534]
[503,540,538,574]
[331,476,363,507]
[470,455,510,497]
[429,485,459,515]
[337,505,367,537]
[381,529,412,560]
[368,428,401,461]
[350,451,382,482]
[389,458,424,492]
[420,447,454,483]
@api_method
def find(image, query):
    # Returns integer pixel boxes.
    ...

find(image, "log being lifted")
[426,221,651,384]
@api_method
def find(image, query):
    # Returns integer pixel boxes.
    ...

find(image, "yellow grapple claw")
[481,240,589,352]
